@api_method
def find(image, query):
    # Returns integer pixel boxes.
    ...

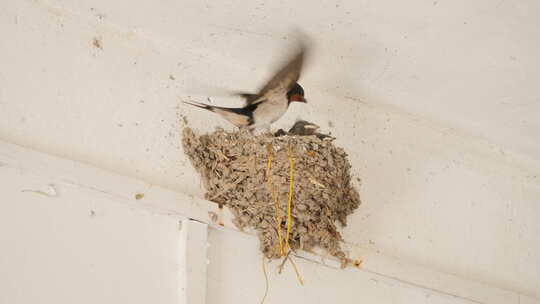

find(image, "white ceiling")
[1,0,539,298]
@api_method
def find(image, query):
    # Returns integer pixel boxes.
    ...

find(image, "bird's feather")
[238,45,307,106]
[213,108,250,127]
[182,100,253,127]
[182,100,213,111]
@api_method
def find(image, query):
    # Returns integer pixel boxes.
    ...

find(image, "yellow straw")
[289,256,304,286]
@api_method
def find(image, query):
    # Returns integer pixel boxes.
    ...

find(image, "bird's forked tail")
[182,100,214,112]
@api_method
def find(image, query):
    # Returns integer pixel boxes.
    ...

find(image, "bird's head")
[287,83,307,104]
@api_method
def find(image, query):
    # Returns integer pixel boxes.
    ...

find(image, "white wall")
[2,140,536,304]
[0,162,184,303]
[1,0,539,302]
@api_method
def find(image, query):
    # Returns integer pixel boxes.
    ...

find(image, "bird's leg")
[238,125,255,135]
[247,124,271,136]
[255,124,272,136]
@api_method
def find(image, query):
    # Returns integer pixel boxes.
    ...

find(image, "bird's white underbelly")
[251,100,288,128]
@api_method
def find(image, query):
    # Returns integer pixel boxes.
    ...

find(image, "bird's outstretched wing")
[236,43,308,106]
[234,93,261,104]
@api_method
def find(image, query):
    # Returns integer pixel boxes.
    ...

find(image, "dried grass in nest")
[182,127,361,265]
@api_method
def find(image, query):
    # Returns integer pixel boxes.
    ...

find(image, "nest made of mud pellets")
[182,127,361,265]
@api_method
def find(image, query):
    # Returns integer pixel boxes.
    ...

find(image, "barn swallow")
[183,45,307,131]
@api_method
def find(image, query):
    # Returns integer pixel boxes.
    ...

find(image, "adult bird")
[183,44,308,132]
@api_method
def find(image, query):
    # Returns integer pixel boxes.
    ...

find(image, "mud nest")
[182,126,361,264]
